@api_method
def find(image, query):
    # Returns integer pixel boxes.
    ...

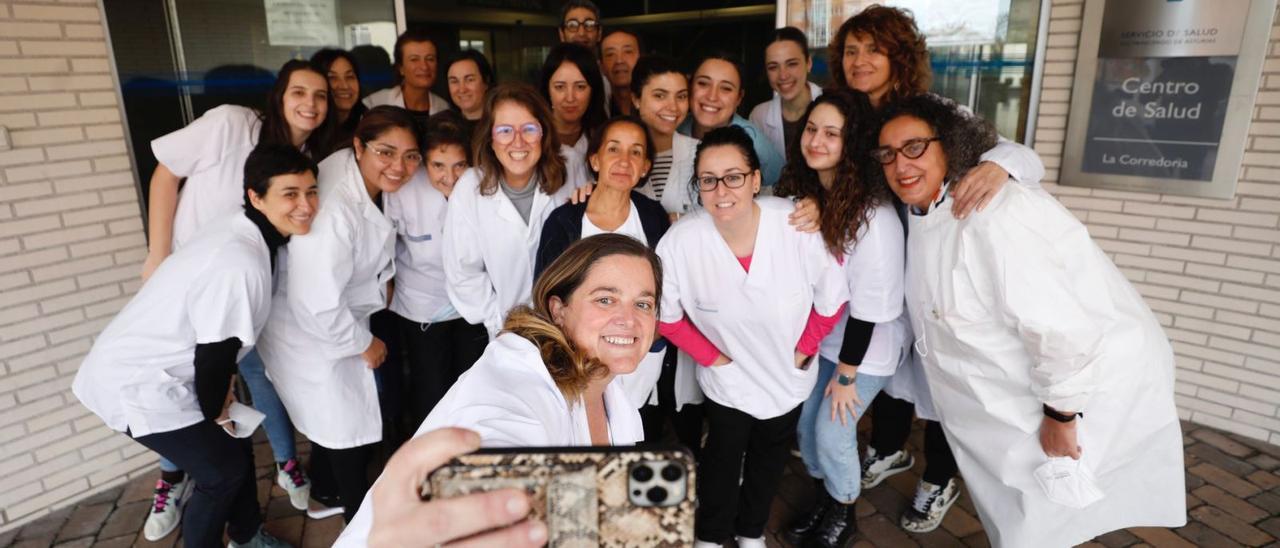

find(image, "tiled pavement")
[3,419,1279,548]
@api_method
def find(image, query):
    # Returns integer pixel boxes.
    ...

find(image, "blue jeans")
[237,349,296,463]
[796,357,890,503]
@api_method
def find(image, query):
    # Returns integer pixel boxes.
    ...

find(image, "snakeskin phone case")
[423,445,696,547]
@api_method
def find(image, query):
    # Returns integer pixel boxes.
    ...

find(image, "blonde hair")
[502,234,662,402]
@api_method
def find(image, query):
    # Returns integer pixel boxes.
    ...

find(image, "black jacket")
[534,191,670,281]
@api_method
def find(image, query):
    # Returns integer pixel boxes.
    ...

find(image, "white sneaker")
[143,478,192,541]
[692,541,720,548]
[860,447,914,489]
[275,459,310,511]
[734,536,767,548]
[305,497,344,520]
[900,478,960,533]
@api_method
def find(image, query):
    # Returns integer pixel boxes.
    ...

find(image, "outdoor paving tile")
[1245,469,1280,490]
[300,515,344,548]
[858,514,917,547]
[1130,526,1196,548]
[1184,493,1202,510]
[55,504,112,542]
[1189,462,1263,498]
[1191,484,1269,523]
[1190,428,1256,458]
[939,507,982,539]
[910,526,964,548]
[18,507,72,540]
[1247,491,1280,515]
[52,538,94,548]
[1189,505,1275,546]
[97,502,148,540]
[262,515,303,547]
[1187,443,1258,476]
[91,535,135,548]
[1173,521,1236,546]
[1247,453,1280,471]
[81,489,123,507]
[1095,528,1139,547]
[131,528,178,548]
[0,528,18,548]
[1257,517,1280,539]
[11,535,56,548]
[959,531,989,548]
[118,473,158,505]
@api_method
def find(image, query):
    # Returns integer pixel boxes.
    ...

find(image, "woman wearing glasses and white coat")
[444,83,582,340]
[256,106,420,523]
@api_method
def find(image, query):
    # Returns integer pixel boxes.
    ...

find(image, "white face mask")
[1033,423,1105,509]
[217,402,266,439]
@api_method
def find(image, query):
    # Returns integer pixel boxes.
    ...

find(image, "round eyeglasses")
[492,123,543,145]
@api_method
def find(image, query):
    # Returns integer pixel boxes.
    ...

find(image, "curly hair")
[774,89,886,256]
[503,233,663,403]
[472,83,567,196]
[871,94,997,193]
[828,5,931,105]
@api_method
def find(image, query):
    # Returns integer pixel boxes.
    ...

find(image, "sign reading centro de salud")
[1062,0,1277,199]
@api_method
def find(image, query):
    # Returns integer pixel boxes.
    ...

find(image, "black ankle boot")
[784,483,834,545]
[804,502,857,548]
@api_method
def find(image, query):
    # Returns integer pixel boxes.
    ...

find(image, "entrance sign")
[1062,0,1277,198]
[264,0,340,47]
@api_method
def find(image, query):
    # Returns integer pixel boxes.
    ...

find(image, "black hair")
[445,49,496,86]
[693,51,746,90]
[539,42,608,138]
[586,115,656,185]
[602,28,643,51]
[392,28,436,85]
[872,93,997,192]
[768,26,810,59]
[243,144,318,207]
[559,0,600,22]
[629,55,685,98]
[310,48,362,80]
[258,59,336,159]
[424,110,472,161]
[690,125,760,202]
[355,105,422,151]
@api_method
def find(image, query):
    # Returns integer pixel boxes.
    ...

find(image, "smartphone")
[422,445,696,547]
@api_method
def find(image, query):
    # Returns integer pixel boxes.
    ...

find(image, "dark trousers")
[371,310,406,437]
[869,393,958,485]
[638,347,704,458]
[696,400,802,542]
[133,421,260,548]
[309,442,373,523]
[398,314,489,428]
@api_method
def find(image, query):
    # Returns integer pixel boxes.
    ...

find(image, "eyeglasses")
[869,137,940,165]
[562,18,599,32]
[695,172,750,192]
[492,123,543,145]
[363,141,423,165]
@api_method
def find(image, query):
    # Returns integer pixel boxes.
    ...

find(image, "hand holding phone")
[367,428,548,548]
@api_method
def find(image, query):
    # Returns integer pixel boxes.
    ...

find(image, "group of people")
[72,2,1187,547]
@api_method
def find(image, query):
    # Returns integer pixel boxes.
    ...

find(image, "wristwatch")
[1042,404,1081,423]
[836,373,856,386]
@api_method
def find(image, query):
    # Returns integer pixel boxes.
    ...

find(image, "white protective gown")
[383,168,459,324]
[333,332,644,547]
[654,132,700,216]
[657,197,848,420]
[257,149,395,450]
[442,167,578,339]
[150,105,261,251]
[73,214,272,436]
[361,85,450,114]
[905,183,1185,547]
[748,81,823,160]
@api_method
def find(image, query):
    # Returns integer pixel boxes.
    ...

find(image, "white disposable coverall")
[904,183,1185,547]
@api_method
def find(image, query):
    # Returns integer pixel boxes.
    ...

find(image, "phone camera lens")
[631,465,654,482]
[661,464,683,481]
[646,486,668,504]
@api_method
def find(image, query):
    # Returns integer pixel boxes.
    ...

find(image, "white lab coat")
[749,82,823,160]
[657,197,848,419]
[905,183,1185,547]
[257,149,396,450]
[561,139,591,190]
[443,167,578,339]
[817,203,906,377]
[361,85,450,114]
[150,105,261,251]
[654,132,700,216]
[73,213,272,437]
[333,331,643,548]
[383,168,458,324]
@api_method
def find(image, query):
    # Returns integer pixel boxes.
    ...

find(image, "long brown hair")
[828,5,931,104]
[472,83,567,196]
[502,234,663,403]
[774,90,887,256]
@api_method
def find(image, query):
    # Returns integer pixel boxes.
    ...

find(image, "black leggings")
[398,314,489,429]
[133,421,260,547]
[869,393,958,485]
[638,347,705,458]
[309,442,374,523]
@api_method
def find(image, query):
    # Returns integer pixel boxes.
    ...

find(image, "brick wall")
[1034,0,1280,444]
[0,0,156,532]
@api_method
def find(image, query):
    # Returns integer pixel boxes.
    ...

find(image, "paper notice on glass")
[264,0,339,47]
